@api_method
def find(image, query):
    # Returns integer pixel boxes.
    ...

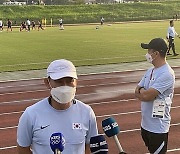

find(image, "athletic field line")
[1,66,180,83]
[145,148,180,153]
[96,105,180,118]
[0,56,144,68]
[0,122,180,132]
[1,105,180,117]
[0,94,180,107]
[1,145,179,153]
[0,80,138,90]
[0,71,144,83]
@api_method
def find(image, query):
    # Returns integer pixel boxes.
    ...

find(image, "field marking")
[120,123,180,133]
[0,111,24,116]
[0,56,145,68]
[1,66,180,83]
[1,145,179,153]
[1,122,180,132]
[0,83,45,89]
[145,148,180,153]
[0,72,144,84]
[1,74,180,89]
[0,97,135,106]
[0,98,41,105]
[0,80,138,90]
[0,88,135,97]
[96,105,180,118]
[0,125,17,130]
[1,105,180,117]
[0,145,17,150]
[1,94,180,106]
[0,89,48,96]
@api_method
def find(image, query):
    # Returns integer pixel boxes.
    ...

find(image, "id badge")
[152,99,166,119]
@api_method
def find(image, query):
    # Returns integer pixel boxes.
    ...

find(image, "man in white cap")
[17,59,98,154]
[135,38,175,154]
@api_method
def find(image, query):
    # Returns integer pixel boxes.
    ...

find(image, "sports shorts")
[141,127,168,154]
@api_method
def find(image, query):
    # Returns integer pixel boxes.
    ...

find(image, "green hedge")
[0,1,180,25]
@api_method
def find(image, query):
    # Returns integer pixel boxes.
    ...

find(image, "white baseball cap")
[47,59,77,80]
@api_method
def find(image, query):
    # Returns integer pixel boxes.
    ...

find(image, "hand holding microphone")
[50,132,65,154]
[102,117,127,154]
[90,134,108,154]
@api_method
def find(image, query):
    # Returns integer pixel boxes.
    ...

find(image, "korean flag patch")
[73,123,82,129]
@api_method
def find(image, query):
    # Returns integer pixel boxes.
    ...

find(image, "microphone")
[90,134,108,154]
[102,117,127,154]
[50,132,65,154]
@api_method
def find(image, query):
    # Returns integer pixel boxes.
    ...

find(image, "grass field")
[0,20,180,72]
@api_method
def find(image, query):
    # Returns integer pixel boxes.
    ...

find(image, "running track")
[0,68,180,154]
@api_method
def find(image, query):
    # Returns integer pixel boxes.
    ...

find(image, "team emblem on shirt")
[72,123,82,129]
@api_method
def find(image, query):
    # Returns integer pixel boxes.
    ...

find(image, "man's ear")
[44,78,51,89]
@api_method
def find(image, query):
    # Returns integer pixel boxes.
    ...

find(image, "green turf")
[0,21,180,72]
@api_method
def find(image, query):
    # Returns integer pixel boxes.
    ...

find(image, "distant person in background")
[166,20,180,56]
[59,18,64,30]
[0,20,3,32]
[20,22,27,32]
[26,19,31,32]
[175,14,178,21]
[38,20,44,31]
[100,17,104,25]
[31,20,36,30]
[7,19,12,32]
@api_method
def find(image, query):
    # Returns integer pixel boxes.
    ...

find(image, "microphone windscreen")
[90,134,108,154]
[102,117,120,137]
[50,132,65,152]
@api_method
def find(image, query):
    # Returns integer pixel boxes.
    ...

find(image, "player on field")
[26,19,31,32]
[100,17,104,25]
[59,18,64,30]
[20,22,27,32]
[32,20,36,30]
[7,19,12,32]
[38,20,44,31]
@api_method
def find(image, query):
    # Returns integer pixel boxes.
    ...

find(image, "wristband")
[139,87,144,93]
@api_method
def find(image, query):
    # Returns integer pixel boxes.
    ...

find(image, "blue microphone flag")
[102,117,120,137]
[50,132,65,152]
[90,134,108,154]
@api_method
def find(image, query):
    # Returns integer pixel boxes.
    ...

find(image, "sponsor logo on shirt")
[40,124,50,130]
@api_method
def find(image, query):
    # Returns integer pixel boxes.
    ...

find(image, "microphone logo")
[90,135,108,154]
[102,122,118,132]
[50,134,65,146]
[50,135,61,145]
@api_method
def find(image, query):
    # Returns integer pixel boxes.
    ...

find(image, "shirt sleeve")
[85,107,98,144]
[174,28,178,36]
[17,109,33,147]
[138,75,145,87]
[150,72,174,94]
[138,69,150,87]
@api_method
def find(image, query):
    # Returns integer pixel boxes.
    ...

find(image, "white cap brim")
[49,72,77,80]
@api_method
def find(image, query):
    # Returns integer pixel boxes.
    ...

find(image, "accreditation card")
[152,99,166,119]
